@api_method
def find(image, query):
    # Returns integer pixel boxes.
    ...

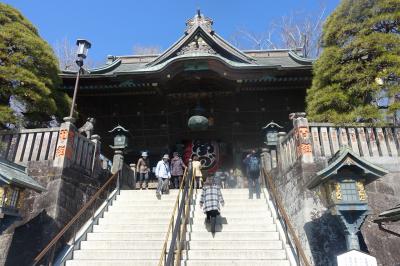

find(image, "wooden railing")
[261,168,311,266]
[309,123,400,159]
[0,128,60,166]
[33,171,120,266]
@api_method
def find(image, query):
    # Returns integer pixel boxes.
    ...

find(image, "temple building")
[60,11,313,168]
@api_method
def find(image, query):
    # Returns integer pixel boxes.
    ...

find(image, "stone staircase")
[182,188,291,266]
[65,189,179,266]
[65,188,291,266]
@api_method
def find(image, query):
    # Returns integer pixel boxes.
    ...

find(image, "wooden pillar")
[290,112,313,163]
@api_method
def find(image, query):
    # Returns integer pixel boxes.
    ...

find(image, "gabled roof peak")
[185,9,213,33]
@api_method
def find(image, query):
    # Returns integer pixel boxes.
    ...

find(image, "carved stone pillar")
[290,112,314,163]
[90,134,101,177]
[53,117,77,170]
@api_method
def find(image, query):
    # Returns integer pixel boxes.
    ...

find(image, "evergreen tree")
[306,0,400,124]
[0,4,70,128]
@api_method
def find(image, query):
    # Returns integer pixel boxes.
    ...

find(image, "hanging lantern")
[188,115,208,130]
[188,104,208,131]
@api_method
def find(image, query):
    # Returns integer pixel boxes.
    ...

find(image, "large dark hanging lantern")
[188,105,209,131]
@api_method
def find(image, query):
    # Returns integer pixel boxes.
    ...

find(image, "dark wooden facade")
[60,12,313,165]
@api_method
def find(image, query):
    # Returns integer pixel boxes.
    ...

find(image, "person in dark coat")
[243,149,261,199]
[170,152,187,189]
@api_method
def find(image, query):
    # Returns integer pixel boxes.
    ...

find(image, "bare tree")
[133,45,161,55]
[53,37,101,71]
[232,4,327,58]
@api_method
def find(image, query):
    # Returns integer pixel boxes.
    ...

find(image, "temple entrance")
[61,12,312,174]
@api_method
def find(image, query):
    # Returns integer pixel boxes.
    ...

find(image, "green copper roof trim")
[61,58,122,75]
[307,147,389,189]
[288,51,314,65]
[0,158,46,192]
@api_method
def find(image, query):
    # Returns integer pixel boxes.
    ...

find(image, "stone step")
[190,216,274,224]
[66,261,161,266]
[72,250,161,260]
[103,211,173,218]
[187,240,283,250]
[182,250,287,260]
[187,231,280,241]
[181,260,290,266]
[93,224,170,232]
[86,232,167,241]
[92,223,276,233]
[187,223,276,232]
[191,206,269,212]
[98,217,172,225]
[196,195,265,200]
[113,201,263,207]
[191,210,271,218]
[80,240,165,250]
[112,201,183,206]
[115,197,178,202]
[66,260,290,266]
[109,205,193,211]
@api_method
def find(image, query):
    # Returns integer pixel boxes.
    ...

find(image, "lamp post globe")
[67,39,91,121]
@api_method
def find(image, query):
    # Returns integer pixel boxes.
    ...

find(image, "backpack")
[248,156,260,173]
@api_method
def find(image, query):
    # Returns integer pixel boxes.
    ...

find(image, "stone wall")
[268,156,400,266]
[362,171,400,266]
[262,114,400,266]
[1,161,102,266]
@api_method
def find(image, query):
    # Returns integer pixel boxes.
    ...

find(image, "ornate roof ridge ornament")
[185,9,213,34]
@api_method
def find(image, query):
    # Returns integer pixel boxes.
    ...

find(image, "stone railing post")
[53,117,77,170]
[290,112,314,164]
[277,132,287,172]
[111,150,124,175]
[130,163,137,189]
[260,148,272,172]
[90,134,101,177]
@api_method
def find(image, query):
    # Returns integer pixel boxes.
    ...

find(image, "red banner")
[183,140,220,174]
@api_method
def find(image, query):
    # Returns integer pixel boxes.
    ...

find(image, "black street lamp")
[68,39,91,119]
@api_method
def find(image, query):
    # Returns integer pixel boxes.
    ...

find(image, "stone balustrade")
[0,120,100,176]
[0,128,60,166]
[309,123,400,159]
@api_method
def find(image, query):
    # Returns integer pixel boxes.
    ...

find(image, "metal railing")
[159,162,194,266]
[32,171,120,266]
[261,168,311,266]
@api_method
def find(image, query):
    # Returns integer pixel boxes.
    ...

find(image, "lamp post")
[68,39,91,120]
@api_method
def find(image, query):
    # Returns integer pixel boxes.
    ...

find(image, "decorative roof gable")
[148,10,255,67]
[307,147,389,189]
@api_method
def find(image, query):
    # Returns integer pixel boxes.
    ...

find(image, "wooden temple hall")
[60,11,313,165]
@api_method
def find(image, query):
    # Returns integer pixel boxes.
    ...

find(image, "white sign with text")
[337,250,377,266]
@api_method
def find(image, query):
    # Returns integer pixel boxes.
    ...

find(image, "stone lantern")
[109,125,129,150]
[0,158,45,219]
[262,121,283,147]
[108,125,129,174]
[306,147,388,251]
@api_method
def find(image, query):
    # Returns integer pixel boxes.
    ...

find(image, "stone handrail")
[309,123,400,159]
[278,128,298,173]
[0,122,100,177]
[0,127,60,166]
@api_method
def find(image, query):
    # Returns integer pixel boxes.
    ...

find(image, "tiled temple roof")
[61,11,313,78]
